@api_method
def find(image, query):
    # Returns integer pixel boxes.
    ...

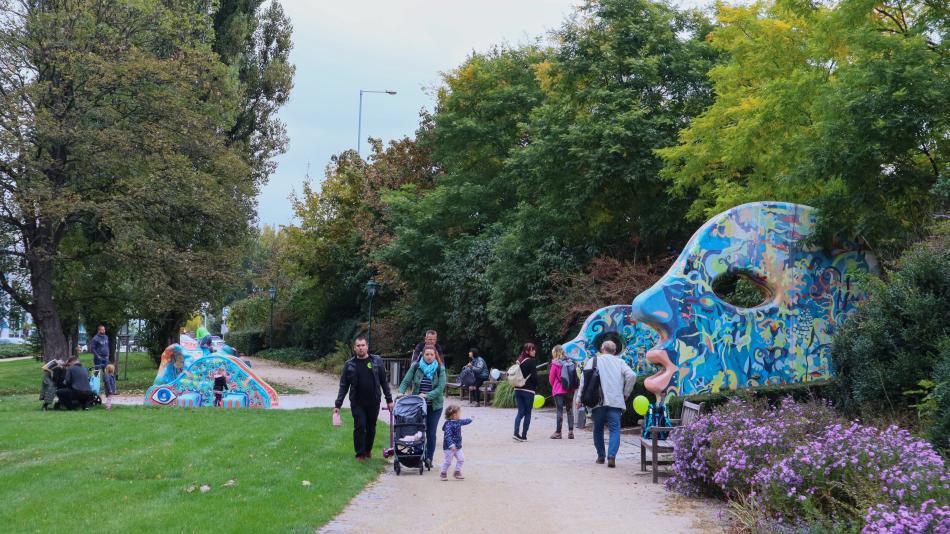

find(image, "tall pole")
[356,89,397,156]
[268,286,276,349]
[367,295,373,351]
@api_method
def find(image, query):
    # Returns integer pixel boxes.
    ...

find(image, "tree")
[659,0,950,257]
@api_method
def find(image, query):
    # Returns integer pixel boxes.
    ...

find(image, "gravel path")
[115,357,727,533]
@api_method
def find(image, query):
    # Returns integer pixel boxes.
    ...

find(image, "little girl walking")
[440,404,473,481]
[103,364,117,411]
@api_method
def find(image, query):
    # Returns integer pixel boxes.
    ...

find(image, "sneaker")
[568,432,574,439]
[440,472,448,481]
[596,457,606,464]
[550,432,562,439]
[453,472,464,480]
[607,457,616,468]
[513,434,525,442]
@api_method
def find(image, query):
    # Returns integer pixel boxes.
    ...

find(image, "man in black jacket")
[334,336,394,460]
[56,356,94,410]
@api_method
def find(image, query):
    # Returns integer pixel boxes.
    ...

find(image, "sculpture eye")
[150,387,176,405]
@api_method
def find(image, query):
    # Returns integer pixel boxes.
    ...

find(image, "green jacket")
[398,363,447,411]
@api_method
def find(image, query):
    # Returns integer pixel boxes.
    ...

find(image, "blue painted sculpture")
[631,202,876,397]
[562,305,658,375]
[144,335,278,408]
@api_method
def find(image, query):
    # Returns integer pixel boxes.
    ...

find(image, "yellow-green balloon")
[633,395,650,416]
[533,394,545,408]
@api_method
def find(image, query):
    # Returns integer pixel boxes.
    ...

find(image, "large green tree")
[659,0,950,257]
[0,0,292,360]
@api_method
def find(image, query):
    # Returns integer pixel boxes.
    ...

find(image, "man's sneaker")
[596,457,606,464]
[513,434,525,442]
[568,432,574,439]
[607,457,616,468]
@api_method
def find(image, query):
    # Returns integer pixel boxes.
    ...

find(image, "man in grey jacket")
[579,340,636,468]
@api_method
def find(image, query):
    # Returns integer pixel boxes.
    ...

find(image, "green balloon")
[533,394,545,408]
[633,395,650,416]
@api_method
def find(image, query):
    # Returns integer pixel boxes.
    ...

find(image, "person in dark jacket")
[464,348,489,406]
[512,343,538,442]
[91,325,110,371]
[334,336,394,460]
[410,330,443,364]
[56,356,93,410]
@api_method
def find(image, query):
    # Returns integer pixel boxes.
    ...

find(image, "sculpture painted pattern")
[562,305,659,375]
[145,336,278,408]
[630,202,876,397]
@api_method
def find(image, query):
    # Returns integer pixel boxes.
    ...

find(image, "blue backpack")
[643,403,673,441]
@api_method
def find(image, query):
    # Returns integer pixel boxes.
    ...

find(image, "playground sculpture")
[566,202,876,401]
[144,334,278,408]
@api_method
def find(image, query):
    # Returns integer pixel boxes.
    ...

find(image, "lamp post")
[357,89,396,156]
[365,279,380,350]
[268,286,276,348]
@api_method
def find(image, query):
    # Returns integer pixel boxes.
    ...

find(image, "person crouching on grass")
[440,404,473,481]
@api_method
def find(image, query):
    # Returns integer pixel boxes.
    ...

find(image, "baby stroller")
[390,395,428,476]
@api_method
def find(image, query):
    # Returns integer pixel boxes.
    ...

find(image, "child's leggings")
[105,395,112,410]
[441,447,465,474]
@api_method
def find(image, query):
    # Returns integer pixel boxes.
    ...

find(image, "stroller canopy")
[394,395,427,421]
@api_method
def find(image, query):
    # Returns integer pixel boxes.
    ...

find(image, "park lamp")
[268,287,276,301]
[365,279,379,299]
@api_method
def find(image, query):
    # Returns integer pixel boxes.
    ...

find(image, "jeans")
[554,393,574,433]
[591,406,622,459]
[513,389,534,438]
[441,447,465,475]
[425,405,442,462]
[350,401,380,458]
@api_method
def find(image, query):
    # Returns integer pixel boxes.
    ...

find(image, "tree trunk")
[28,256,69,362]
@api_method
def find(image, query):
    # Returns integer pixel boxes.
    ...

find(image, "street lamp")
[268,286,276,348]
[357,89,397,156]
[365,279,380,351]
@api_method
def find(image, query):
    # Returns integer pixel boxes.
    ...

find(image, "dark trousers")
[350,401,380,458]
[514,389,534,438]
[469,378,486,403]
[56,388,93,410]
[554,393,574,433]
[425,405,441,462]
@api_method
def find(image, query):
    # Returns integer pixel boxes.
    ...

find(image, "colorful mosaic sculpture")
[631,202,876,397]
[144,335,278,408]
[562,305,659,375]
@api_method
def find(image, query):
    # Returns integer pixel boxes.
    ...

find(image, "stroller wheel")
[394,462,401,476]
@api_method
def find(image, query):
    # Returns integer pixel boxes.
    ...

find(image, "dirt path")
[116,357,727,533]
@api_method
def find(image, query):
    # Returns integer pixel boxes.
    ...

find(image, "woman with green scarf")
[398,346,446,467]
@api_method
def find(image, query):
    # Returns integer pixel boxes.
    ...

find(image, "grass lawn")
[0,395,383,533]
[0,352,305,396]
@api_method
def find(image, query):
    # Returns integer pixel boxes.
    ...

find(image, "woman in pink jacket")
[549,344,575,439]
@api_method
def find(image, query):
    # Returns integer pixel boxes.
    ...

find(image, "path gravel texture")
[115,357,727,534]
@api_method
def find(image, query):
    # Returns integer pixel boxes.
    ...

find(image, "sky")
[259,0,710,227]
[258,0,582,227]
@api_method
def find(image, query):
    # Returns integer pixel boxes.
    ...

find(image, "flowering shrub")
[667,398,950,532]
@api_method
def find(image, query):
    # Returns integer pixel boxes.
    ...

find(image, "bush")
[0,344,37,359]
[255,347,318,365]
[490,371,553,409]
[311,341,351,375]
[831,226,950,451]
[225,330,265,355]
[667,398,950,532]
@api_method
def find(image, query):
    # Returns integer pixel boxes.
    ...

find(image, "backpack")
[579,357,603,409]
[643,403,673,441]
[506,361,528,388]
[459,367,476,387]
[560,360,580,391]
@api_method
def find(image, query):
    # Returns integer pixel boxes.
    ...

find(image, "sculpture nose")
[632,284,675,337]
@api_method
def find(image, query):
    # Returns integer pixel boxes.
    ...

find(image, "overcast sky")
[259,0,708,227]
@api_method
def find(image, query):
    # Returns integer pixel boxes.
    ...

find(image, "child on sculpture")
[440,404,472,480]
[213,367,229,407]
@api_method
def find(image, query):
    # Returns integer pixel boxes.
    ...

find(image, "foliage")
[667,398,950,532]
[0,345,35,359]
[0,396,382,532]
[659,0,950,257]
[831,225,950,449]
[255,347,318,365]
[491,381,515,408]
[225,330,265,357]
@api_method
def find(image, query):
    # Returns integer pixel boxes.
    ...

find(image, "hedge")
[225,330,264,356]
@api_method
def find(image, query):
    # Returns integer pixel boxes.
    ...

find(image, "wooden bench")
[640,400,703,484]
[444,374,463,398]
